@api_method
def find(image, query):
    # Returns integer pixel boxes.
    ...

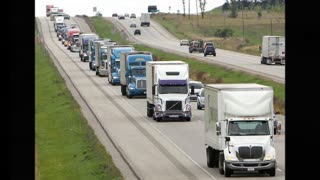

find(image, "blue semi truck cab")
[107,45,134,85]
[79,33,99,62]
[120,51,153,98]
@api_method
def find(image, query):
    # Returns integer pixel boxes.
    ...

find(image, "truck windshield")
[228,121,270,136]
[131,69,145,76]
[158,85,188,94]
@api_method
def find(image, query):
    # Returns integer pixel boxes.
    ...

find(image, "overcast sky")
[35,0,225,17]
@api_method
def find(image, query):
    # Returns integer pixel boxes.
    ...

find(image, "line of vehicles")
[46,7,282,177]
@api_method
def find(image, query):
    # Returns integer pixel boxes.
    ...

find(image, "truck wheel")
[185,117,191,121]
[81,56,83,62]
[147,102,153,117]
[204,54,206,57]
[267,166,276,176]
[224,162,232,177]
[89,62,92,70]
[218,152,224,174]
[213,53,216,56]
[121,85,126,96]
[206,147,214,168]
[96,69,99,76]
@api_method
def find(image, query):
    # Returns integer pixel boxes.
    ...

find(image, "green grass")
[35,31,123,179]
[88,16,285,114]
[90,16,128,44]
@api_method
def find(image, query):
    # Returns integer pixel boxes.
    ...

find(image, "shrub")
[214,28,234,38]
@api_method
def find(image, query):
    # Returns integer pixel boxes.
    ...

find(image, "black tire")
[204,54,207,57]
[197,103,200,110]
[219,152,225,174]
[96,69,99,76]
[267,166,276,176]
[206,147,215,168]
[147,102,154,117]
[121,85,126,96]
[89,62,92,70]
[224,163,232,177]
[213,53,216,56]
[81,55,83,62]
[185,117,191,121]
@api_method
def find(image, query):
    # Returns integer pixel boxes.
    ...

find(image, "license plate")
[170,115,179,118]
[247,167,254,171]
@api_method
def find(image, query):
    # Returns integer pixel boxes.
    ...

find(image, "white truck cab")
[204,83,277,177]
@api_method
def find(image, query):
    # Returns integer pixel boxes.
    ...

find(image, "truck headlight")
[264,155,275,161]
[184,104,192,112]
[155,104,162,112]
[225,153,237,161]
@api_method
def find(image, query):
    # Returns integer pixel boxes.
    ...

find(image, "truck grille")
[136,79,146,89]
[166,101,182,111]
[237,146,263,159]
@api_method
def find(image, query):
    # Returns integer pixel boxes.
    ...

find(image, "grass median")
[35,26,123,179]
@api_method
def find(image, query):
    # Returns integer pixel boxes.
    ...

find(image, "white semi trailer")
[260,36,285,65]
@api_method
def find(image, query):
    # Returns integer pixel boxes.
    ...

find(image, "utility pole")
[242,4,244,40]
[188,0,190,19]
[196,0,199,26]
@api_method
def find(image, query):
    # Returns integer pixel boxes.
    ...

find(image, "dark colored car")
[112,13,118,17]
[130,13,136,18]
[203,46,216,57]
[118,15,125,20]
[134,29,141,35]
[130,23,137,28]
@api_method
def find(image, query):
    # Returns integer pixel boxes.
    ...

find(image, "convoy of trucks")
[107,45,135,85]
[146,61,192,122]
[120,51,153,98]
[47,8,283,177]
[204,83,277,177]
[140,13,150,26]
[260,36,285,65]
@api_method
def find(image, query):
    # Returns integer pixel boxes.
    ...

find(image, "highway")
[107,16,285,84]
[36,16,285,180]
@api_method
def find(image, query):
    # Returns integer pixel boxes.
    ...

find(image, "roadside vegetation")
[152,1,285,56]
[86,16,284,114]
[35,21,123,180]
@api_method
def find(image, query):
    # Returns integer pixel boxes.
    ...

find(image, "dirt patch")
[190,70,224,84]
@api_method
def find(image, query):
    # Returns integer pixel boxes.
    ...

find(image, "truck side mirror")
[216,122,221,135]
[225,137,230,142]
[128,76,132,82]
[191,86,195,95]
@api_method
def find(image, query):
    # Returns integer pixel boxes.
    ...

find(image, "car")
[203,46,216,57]
[118,15,125,20]
[180,39,189,46]
[112,13,118,17]
[124,13,129,17]
[189,80,204,101]
[197,88,205,110]
[134,29,141,35]
[130,13,136,18]
[203,41,214,49]
[130,23,137,28]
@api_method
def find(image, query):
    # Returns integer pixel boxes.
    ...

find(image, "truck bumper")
[154,110,192,120]
[225,160,276,172]
[98,69,108,76]
[128,89,146,97]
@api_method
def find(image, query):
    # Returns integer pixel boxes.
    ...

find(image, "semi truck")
[120,51,153,98]
[79,33,99,62]
[95,40,117,76]
[140,13,150,26]
[88,38,106,71]
[46,5,54,17]
[49,7,59,21]
[54,16,65,32]
[260,36,285,65]
[204,83,277,177]
[146,61,192,122]
[107,45,135,85]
